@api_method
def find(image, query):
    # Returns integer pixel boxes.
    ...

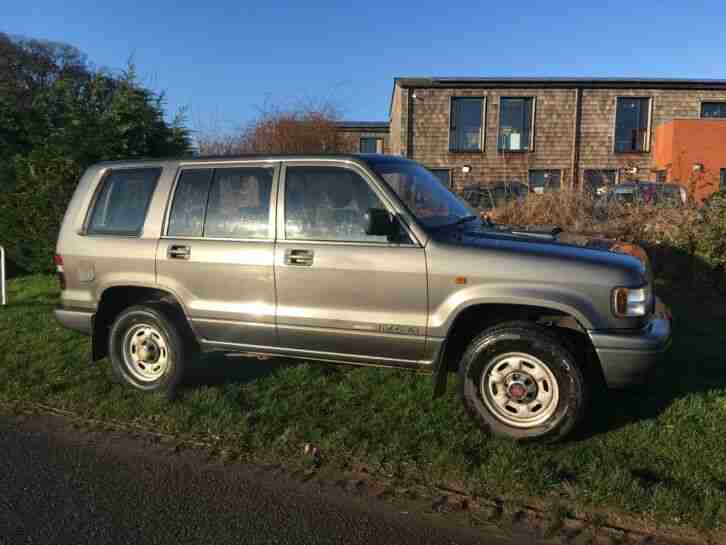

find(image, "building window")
[529,170,562,194]
[449,97,484,152]
[499,98,534,152]
[429,168,452,188]
[656,170,667,183]
[701,102,726,118]
[721,168,726,190]
[360,137,383,153]
[615,97,651,153]
[583,169,617,195]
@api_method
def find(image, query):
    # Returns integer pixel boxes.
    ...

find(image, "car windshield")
[368,159,476,228]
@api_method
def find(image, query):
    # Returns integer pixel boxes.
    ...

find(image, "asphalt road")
[0,412,545,545]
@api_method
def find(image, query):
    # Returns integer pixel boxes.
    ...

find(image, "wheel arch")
[432,302,603,397]
[92,284,198,362]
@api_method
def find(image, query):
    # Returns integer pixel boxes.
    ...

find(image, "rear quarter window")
[87,168,161,235]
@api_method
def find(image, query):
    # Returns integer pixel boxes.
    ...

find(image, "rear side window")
[204,167,273,239]
[166,167,273,239]
[167,169,213,237]
[87,168,161,235]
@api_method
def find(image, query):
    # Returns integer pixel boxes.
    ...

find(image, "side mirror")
[365,208,397,237]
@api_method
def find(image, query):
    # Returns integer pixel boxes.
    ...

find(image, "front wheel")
[459,321,588,443]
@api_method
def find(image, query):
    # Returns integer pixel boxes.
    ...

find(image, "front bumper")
[588,297,672,388]
[54,307,94,335]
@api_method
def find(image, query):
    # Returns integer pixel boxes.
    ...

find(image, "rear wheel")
[109,303,190,394]
[459,321,588,443]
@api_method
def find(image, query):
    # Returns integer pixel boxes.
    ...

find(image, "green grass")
[3,275,726,530]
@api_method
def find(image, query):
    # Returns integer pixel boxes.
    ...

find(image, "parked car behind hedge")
[597,182,686,208]
[462,181,529,212]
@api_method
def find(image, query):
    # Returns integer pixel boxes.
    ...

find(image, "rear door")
[156,162,279,348]
[273,161,428,365]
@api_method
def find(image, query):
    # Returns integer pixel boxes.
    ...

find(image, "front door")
[274,163,428,365]
[156,163,278,348]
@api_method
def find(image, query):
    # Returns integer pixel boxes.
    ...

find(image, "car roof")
[615,181,683,189]
[463,181,526,189]
[90,153,406,169]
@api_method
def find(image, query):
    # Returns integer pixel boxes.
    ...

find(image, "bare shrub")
[490,189,684,241]
[195,132,248,156]
[684,166,718,205]
[488,188,724,290]
[194,98,342,157]
[243,100,341,154]
[489,189,598,232]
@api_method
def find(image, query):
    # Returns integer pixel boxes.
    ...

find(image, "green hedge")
[0,33,190,274]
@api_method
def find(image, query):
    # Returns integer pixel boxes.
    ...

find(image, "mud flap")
[90,315,107,362]
[432,339,448,399]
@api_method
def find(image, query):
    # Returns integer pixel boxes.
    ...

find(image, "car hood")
[434,224,650,282]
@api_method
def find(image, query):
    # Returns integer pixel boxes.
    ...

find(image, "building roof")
[334,120,389,131]
[388,76,726,118]
[394,76,726,89]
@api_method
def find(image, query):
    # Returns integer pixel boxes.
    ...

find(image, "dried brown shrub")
[487,189,721,289]
[195,99,342,156]
[489,189,686,242]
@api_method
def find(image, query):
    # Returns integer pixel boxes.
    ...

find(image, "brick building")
[335,121,389,154]
[343,77,726,194]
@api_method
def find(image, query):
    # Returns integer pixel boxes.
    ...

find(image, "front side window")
[498,98,534,151]
[360,137,383,153]
[204,167,273,238]
[450,98,484,152]
[701,102,726,118]
[529,170,562,194]
[284,166,393,243]
[583,169,617,195]
[368,159,474,229]
[615,97,651,153]
[87,168,161,235]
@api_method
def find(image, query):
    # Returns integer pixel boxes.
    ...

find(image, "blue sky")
[4,1,726,132]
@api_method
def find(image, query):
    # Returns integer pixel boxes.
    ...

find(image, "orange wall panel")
[653,119,726,202]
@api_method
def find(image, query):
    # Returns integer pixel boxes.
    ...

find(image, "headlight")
[612,285,652,317]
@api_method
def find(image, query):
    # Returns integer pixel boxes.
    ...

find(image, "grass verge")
[2,275,726,534]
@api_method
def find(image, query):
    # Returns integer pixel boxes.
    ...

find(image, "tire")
[108,302,190,394]
[459,321,588,443]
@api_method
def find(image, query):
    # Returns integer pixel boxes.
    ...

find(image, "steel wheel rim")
[480,352,559,428]
[122,323,169,382]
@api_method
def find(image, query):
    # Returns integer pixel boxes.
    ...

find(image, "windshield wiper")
[431,215,479,230]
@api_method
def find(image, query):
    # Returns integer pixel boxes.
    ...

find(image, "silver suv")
[55,155,672,442]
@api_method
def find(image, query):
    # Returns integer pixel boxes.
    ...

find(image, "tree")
[0,33,191,273]
[195,99,341,156]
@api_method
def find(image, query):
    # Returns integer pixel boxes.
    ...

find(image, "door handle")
[168,245,191,260]
[284,248,314,266]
